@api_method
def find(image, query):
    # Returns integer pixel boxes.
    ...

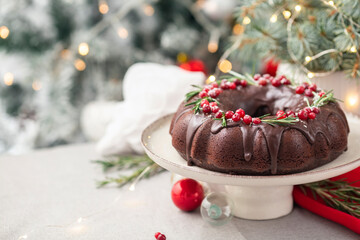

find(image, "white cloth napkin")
[96,63,205,156]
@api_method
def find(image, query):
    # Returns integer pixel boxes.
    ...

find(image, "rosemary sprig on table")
[300,180,360,218]
[94,155,165,188]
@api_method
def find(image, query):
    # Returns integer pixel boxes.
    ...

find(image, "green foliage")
[231,0,360,78]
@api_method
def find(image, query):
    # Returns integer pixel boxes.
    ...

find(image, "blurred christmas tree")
[0,0,237,153]
[226,0,360,79]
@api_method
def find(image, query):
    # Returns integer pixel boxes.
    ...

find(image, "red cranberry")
[304,89,314,97]
[235,108,245,118]
[253,118,261,124]
[215,111,223,119]
[304,107,312,113]
[232,113,241,122]
[200,99,209,107]
[263,74,270,79]
[211,106,219,113]
[220,80,229,90]
[155,232,166,240]
[308,112,316,119]
[302,82,310,88]
[155,232,161,239]
[234,79,241,86]
[208,89,219,98]
[281,78,291,85]
[209,102,217,107]
[286,110,295,117]
[202,104,211,113]
[319,92,325,97]
[258,78,268,86]
[199,91,208,98]
[243,115,252,125]
[276,110,286,119]
[271,79,281,87]
[298,110,308,120]
[295,86,305,94]
[225,111,234,119]
[203,86,211,93]
[211,82,219,88]
[309,83,317,92]
[312,107,320,114]
[240,80,247,87]
[228,82,237,90]
[253,74,261,81]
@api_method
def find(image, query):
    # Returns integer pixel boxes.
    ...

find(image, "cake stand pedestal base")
[224,185,293,220]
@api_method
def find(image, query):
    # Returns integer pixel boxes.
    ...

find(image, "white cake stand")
[141,114,360,220]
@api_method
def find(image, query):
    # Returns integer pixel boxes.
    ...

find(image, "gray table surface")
[0,143,358,240]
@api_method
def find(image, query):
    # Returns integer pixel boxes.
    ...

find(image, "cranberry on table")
[243,115,252,125]
[298,110,308,120]
[235,108,245,118]
[253,118,261,124]
[154,232,166,240]
[295,86,305,94]
[225,111,234,119]
[171,178,204,212]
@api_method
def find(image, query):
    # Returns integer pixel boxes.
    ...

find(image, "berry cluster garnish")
[295,82,318,97]
[253,73,291,87]
[184,70,340,127]
[155,232,166,240]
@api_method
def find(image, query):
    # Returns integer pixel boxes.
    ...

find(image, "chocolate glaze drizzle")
[170,85,349,174]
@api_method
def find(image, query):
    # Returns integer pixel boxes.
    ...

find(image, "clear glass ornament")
[200,192,233,226]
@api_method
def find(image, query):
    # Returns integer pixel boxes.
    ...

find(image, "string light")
[270,14,278,23]
[117,27,128,39]
[350,46,357,53]
[232,24,244,35]
[78,43,89,56]
[305,56,312,63]
[295,5,302,12]
[328,1,335,6]
[206,75,216,84]
[307,72,314,78]
[346,93,359,108]
[32,81,42,91]
[98,0,109,14]
[208,41,218,53]
[218,59,232,73]
[177,52,188,63]
[242,16,251,25]
[3,72,14,86]
[282,10,292,20]
[74,59,86,71]
[143,4,154,16]
[0,26,10,39]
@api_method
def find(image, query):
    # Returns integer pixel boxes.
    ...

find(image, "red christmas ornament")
[171,178,204,211]
[263,58,279,77]
[179,59,207,75]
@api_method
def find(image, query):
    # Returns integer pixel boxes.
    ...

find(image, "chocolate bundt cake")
[169,73,349,175]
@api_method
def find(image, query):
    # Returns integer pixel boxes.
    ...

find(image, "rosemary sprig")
[311,90,339,107]
[262,116,299,126]
[214,112,227,127]
[94,155,165,188]
[300,179,360,218]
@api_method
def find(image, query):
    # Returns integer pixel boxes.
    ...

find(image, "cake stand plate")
[141,114,360,220]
